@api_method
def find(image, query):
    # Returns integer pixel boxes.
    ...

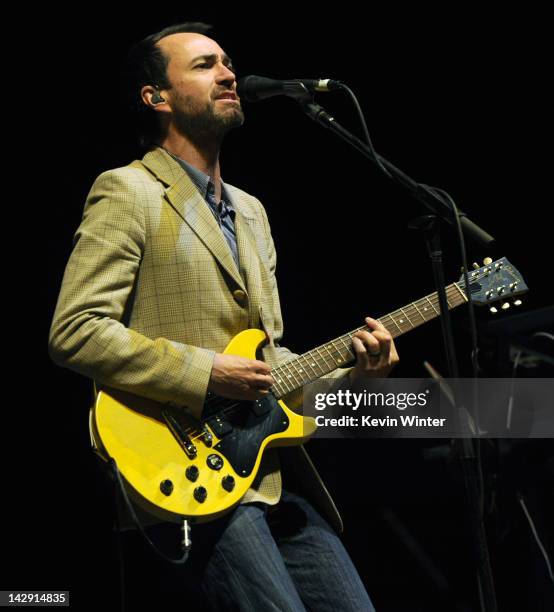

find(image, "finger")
[352,336,372,367]
[354,331,381,355]
[365,316,387,333]
[252,359,272,373]
[352,335,368,356]
[253,374,275,390]
[371,330,392,360]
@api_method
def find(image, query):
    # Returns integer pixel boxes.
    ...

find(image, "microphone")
[237,75,343,102]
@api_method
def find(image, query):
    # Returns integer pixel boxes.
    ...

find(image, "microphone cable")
[335,82,393,180]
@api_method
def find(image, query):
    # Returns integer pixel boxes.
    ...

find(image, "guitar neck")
[271,282,468,399]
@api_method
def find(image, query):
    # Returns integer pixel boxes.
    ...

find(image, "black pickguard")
[202,393,288,477]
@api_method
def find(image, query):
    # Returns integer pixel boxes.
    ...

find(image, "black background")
[8,5,554,611]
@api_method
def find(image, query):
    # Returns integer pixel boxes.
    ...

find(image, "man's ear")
[141,85,167,109]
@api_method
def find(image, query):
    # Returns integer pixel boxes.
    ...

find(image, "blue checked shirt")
[167,152,240,271]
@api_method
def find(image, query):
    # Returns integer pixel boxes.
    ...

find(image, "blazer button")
[233,289,248,305]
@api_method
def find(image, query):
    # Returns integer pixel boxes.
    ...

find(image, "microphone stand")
[300,100,495,247]
[297,97,498,611]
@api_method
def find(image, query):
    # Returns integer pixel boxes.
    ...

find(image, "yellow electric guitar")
[91,257,527,523]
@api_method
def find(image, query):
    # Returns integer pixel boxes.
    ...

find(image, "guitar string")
[180,268,511,441]
[183,283,470,441]
[188,278,484,427]
[199,283,465,414]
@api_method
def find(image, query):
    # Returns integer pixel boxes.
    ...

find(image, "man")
[49,22,398,611]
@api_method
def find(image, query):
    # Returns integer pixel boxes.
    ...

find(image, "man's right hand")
[207,354,275,400]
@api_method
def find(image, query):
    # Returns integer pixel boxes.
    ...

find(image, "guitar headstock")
[457,257,529,312]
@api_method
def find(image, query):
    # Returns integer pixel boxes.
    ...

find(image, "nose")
[216,62,236,86]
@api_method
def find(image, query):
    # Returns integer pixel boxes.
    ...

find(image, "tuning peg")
[514,299,523,306]
[501,302,510,310]
[472,262,480,270]
[489,306,498,314]
[483,257,493,265]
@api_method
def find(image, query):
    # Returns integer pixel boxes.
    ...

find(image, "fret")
[340,338,353,363]
[305,350,325,376]
[425,296,439,315]
[299,353,319,380]
[399,307,415,328]
[292,359,307,384]
[338,335,353,358]
[272,362,297,393]
[273,367,293,394]
[390,310,409,331]
[431,295,443,312]
[271,380,283,397]
[281,360,302,389]
[412,300,426,322]
[337,336,355,365]
[328,340,345,366]
[314,347,332,373]
[323,342,340,368]
[385,314,403,335]
[340,336,354,361]
[291,361,307,383]
[304,352,321,378]
[419,299,433,317]
[446,285,462,307]
[452,282,469,303]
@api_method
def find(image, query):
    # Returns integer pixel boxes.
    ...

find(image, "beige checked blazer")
[49,146,349,533]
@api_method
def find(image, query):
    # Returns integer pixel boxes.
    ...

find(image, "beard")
[172,93,245,144]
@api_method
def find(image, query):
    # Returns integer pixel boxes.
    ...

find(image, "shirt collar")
[165,149,234,211]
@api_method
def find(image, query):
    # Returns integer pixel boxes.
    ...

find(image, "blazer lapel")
[225,188,263,291]
[139,148,246,292]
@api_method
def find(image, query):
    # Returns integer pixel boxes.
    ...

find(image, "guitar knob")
[207,454,224,470]
[501,302,510,310]
[489,307,498,314]
[483,257,493,265]
[160,480,174,496]
[185,465,199,482]
[472,262,480,270]
[221,475,235,492]
[514,300,523,306]
[194,486,208,503]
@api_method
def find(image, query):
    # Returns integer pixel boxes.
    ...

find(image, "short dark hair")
[124,22,214,149]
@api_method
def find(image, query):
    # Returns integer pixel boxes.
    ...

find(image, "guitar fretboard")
[270,282,467,399]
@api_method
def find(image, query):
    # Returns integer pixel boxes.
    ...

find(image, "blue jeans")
[188,489,375,611]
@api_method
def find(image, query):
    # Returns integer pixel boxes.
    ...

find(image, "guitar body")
[91,328,316,523]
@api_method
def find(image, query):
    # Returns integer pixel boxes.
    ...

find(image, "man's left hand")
[350,317,399,381]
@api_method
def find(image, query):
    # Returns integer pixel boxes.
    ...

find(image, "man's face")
[157,33,244,140]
